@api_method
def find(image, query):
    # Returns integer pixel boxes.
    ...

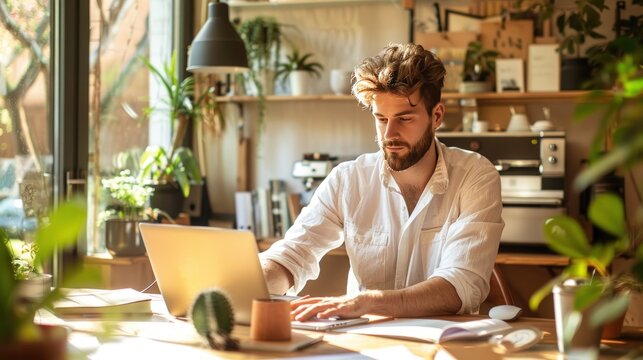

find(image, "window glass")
[0,0,52,241]
[87,0,174,253]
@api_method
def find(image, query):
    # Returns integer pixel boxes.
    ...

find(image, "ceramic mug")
[250,299,291,341]
[330,69,352,95]
[472,120,489,133]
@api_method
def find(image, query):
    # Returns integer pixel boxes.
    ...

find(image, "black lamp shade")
[187,2,248,74]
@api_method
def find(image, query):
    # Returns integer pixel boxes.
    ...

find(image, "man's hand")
[290,293,376,321]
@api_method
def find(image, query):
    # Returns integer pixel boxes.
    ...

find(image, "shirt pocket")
[420,226,444,276]
[344,221,389,288]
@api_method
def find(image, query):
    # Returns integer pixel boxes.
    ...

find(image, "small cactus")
[190,288,239,350]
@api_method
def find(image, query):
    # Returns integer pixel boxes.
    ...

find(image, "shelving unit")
[226,0,394,9]
[216,91,590,104]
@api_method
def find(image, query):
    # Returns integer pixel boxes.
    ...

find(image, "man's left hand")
[290,293,373,321]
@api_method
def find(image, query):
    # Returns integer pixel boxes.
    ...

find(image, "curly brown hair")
[352,43,446,114]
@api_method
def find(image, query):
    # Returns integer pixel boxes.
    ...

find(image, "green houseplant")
[530,54,643,352]
[556,0,608,90]
[459,41,500,93]
[140,52,218,217]
[101,170,154,257]
[275,49,323,96]
[0,200,90,359]
[237,16,285,130]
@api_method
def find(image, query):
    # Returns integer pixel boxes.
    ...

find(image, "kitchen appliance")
[438,131,566,244]
[292,153,337,205]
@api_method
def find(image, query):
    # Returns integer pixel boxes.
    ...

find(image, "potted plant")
[459,41,500,93]
[556,0,608,90]
[530,55,643,353]
[101,170,154,257]
[275,49,323,96]
[0,200,88,359]
[140,52,215,218]
[236,16,286,131]
[585,2,642,89]
[5,239,52,304]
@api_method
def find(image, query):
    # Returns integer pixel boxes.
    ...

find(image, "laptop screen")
[139,223,270,324]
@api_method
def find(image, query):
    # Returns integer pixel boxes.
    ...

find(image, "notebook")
[53,288,152,316]
[140,223,368,330]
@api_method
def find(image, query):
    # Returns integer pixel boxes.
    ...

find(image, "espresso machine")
[292,153,336,206]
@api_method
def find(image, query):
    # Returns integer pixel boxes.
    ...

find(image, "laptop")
[140,223,368,330]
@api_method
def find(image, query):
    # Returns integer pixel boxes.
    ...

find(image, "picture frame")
[495,58,525,93]
[445,9,484,32]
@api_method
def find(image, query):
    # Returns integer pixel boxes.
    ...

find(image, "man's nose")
[384,120,400,140]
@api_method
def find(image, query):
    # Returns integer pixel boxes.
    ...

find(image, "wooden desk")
[52,299,643,359]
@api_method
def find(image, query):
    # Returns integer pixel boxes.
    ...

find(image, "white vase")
[289,71,309,96]
[553,280,603,356]
[330,69,352,95]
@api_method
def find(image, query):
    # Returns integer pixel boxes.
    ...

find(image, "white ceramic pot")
[16,273,52,303]
[553,280,603,356]
[289,71,309,96]
[330,69,352,95]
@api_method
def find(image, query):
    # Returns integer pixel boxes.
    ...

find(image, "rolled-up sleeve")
[428,163,504,313]
[260,167,346,294]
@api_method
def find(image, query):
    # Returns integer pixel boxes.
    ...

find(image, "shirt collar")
[378,137,450,194]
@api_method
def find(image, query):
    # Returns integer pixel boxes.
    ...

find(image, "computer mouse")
[489,305,523,321]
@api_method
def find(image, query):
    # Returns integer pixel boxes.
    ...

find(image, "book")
[334,318,511,343]
[235,191,255,232]
[53,288,152,316]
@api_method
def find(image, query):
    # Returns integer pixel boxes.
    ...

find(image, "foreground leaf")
[544,216,591,258]
[588,193,626,237]
[590,294,630,327]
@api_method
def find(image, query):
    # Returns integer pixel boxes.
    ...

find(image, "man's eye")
[399,117,411,122]
[377,118,387,123]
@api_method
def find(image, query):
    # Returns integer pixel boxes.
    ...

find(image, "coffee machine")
[292,153,336,206]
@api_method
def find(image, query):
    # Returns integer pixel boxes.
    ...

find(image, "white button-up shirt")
[260,139,504,313]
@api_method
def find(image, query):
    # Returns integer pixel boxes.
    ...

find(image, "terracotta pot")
[250,298,291,341]
[0,325,68,360]
[601,313,626,340]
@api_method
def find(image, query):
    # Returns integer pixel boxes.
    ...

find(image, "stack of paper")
[53,288,152,316]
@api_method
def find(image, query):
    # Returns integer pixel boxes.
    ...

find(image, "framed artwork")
[496,58,524,93]
[445,9,484,32]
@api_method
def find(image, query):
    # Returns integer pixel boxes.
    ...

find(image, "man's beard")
[380,124,434,171]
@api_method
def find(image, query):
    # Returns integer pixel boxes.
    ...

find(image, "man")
[260,43,504,321]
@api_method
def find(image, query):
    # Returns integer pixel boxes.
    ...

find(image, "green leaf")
[588,243,614,274]
[567,260,589,278]
[624,78,643,98]
[588,193,626,237]
[590,294,629,327]
[573,101,602,122]
[556,14,566,34]
[0,229,17,340]
[34,199,87,267]
[544,216,591,258]
[574,282,604,311]
[575,137,643,191]
[529,272,568,311]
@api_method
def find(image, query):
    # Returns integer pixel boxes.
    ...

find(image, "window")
[86,0,176,253]
[0,0,52,239]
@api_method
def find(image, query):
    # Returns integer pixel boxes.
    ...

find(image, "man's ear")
[432,103,445,129]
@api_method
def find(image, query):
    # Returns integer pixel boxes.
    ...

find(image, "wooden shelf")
[227,0,392,8]
[83,253,150,266]
[259,239,570,266]
[216,94,357,102]
[216,91,589,104]
[495,253,569,266]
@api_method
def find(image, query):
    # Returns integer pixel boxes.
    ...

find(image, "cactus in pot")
[190,289,238,350]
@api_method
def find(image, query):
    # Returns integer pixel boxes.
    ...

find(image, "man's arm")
[262,259,294,295]
[291,276,461,321]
